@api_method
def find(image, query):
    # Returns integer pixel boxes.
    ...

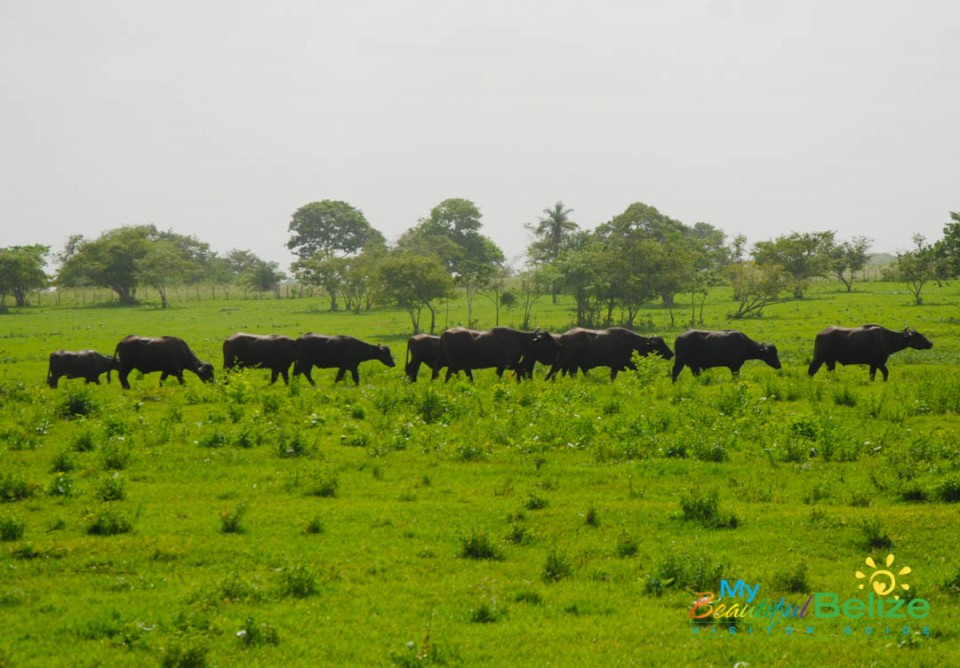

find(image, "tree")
[827,236,872,292]
[935,211,960,278]
[397,198,505,326]
[244,259,286,297]
[525,201,579,302]
[373,252,456,334]
[287,201,385,310]
[724,261,791,318]
[751,231,834,298]
[136,240,195,308]
[286,200,385,260]
[57,226,212,306]
[0,245,49,307]
[898,235,941,305]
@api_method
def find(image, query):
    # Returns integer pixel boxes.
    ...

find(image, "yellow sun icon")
[855,554,912,599]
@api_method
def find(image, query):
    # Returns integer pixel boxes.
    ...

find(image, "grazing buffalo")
[47,350,119,388]
[672,329,781,382]
[223,333,297,385]
[808,324,932,381]
[111,335,215,389]
[293,334,395,385]
[405,334,445,382]
[439,327,559,382]
[544,328,673,381]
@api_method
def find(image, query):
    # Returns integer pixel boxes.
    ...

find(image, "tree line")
[2,201,958,327]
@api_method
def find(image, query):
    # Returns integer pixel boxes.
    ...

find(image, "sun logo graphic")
[855,554,912,599]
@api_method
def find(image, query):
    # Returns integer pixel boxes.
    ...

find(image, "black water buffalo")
[47,350,119,388]
[672,329,781,382]
[544,328,673,381]
[405,334,446,382]
[439,327,559,382]
[223,333,297,385]
[808,324,932,381]
[293,334,395,385]
[110,335,215,389]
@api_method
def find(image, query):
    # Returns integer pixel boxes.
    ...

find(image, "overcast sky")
[2,0,958,271]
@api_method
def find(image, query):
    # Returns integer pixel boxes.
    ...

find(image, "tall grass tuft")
[679,490,739,529]
[459,530,504,561]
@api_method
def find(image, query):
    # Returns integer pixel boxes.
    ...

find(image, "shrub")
[584,504,600,528]
[86,509,133,536]
[303,515,324,535]
[58,389,97,419]
[469,599,505,624]
[524,494,548,511]
[459,530,504,561]
[48,473,75,497]
[542,547,572,583]
[50,449,76,473]
[96,473,126,502]
[219,502,248,534]
[861,518,893,549]
[0,474,38,503]
[616,532,639,558]
[101,441,131,471]
[679,490,739,529]
[0,515,26,541]
[71,428,98,452]
[936,476,960,503]
[237,616,280,647]
[645,552,726,596]
[308,473,339,498]
[279,564,318,598]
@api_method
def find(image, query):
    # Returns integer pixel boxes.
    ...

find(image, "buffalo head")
[759,343,782,370]
[903,327,933,350]
[196,362,216,383]
[378,345,396,367]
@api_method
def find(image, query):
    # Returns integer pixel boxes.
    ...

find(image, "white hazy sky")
[2,0,958,271]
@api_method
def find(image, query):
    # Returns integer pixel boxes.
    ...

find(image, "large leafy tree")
[288,200,385,311]
[751,231,834,298]
[287,200,385,259]
[397,198,505,327]
[373,251,455,334]
[0,245,49,307]
[57,226,211,306]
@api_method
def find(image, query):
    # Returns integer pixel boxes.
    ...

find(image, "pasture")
[1,282,959,667]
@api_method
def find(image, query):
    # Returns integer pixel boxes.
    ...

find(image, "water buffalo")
[439,327,559,382]
[111,335,215,389]
[47,350,119,388]
[672,329,781,382]
[405,334,446,382]
[544,328,673,381]
[223,333,297,385]
[808,324,932,381]
[293,334,395,385]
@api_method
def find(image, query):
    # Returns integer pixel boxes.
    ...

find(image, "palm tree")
[527,201,578,302]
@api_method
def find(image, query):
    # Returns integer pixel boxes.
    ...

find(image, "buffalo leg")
[350,368,360,385]
[808,359,823,376]
[671,360,684,382]
[335,368,346,383]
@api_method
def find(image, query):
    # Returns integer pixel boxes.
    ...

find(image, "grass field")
[1,281,959,667]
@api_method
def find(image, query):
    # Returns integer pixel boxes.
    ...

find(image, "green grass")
[0,281,959,665]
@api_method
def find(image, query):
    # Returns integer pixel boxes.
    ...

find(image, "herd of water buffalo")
[44,324,934,390]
